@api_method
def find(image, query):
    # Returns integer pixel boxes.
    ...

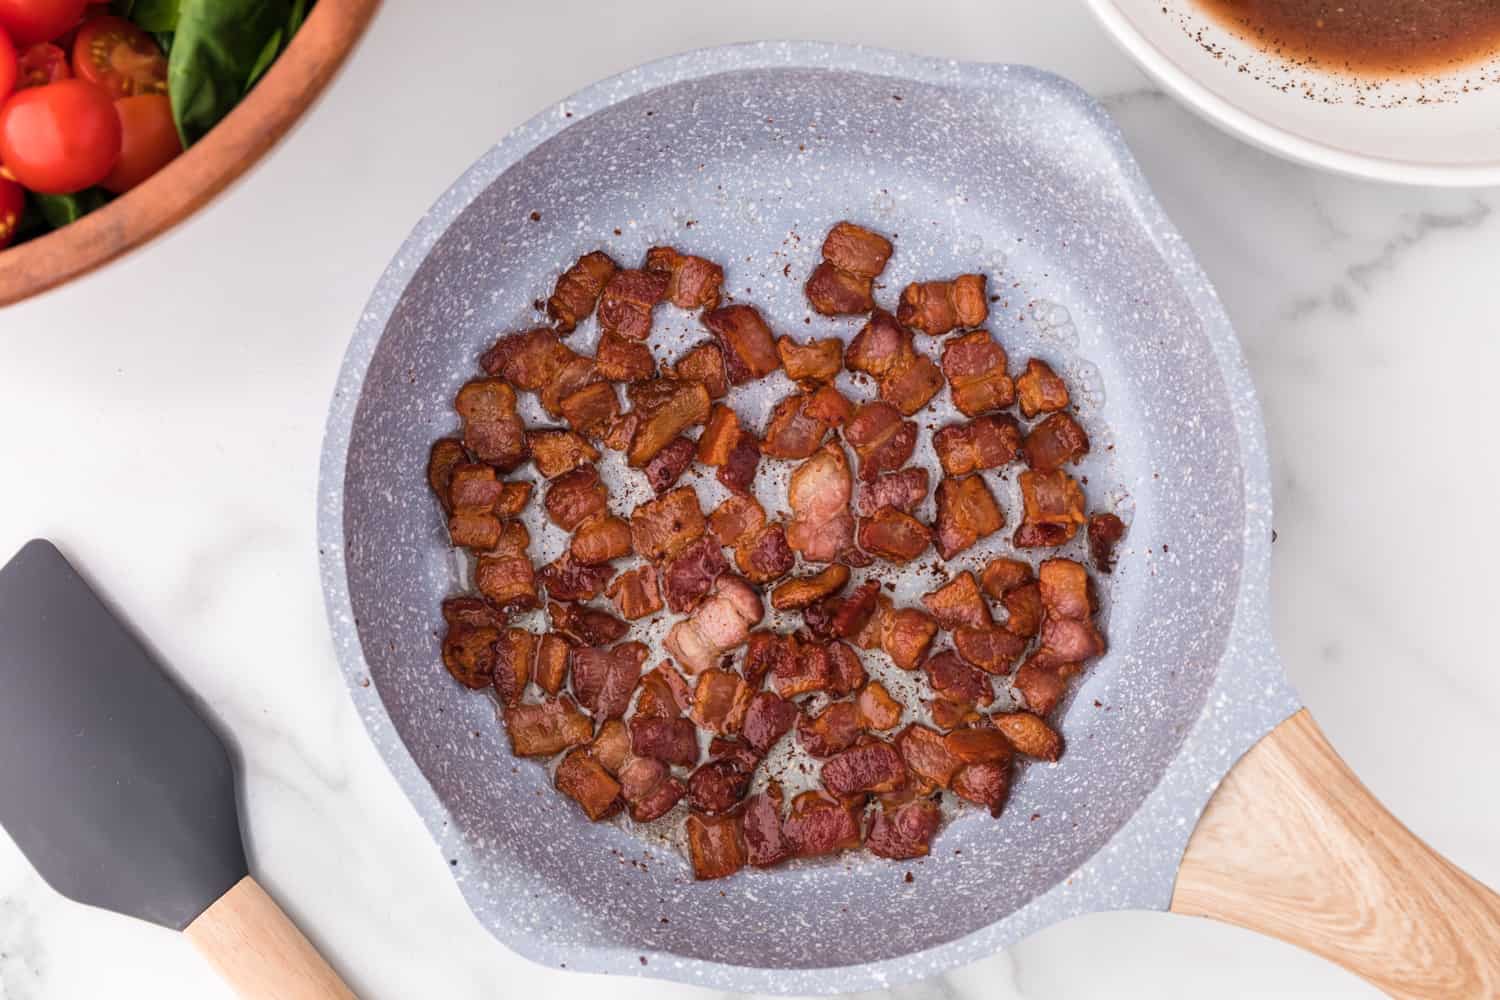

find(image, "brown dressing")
[1194,0,1500,76]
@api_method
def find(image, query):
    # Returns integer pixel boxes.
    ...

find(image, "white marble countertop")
[2,1,1497,997]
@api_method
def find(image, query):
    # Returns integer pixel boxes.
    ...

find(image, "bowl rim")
[1084,0,1500,187]
[0,0,381,308]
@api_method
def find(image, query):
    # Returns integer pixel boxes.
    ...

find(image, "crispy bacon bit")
[942,330,1014,416]
[544,466,607,531]
[953,626,1026,675]
[882,351,944,416]
[776,336,844,384]
[718,430,761,496]
[896,274,988,335]
[1088,512,1126,573]
[635,663,692,718]
[1022,412,1090,472]
[480,329,576,390]
[704,305,780,384]
[663,575,763,674]
[760,392,829,461]
[729,522,790,586]
[474,523,538,611]
[551,602,628,649]
[744,783,792,867]
[692,669,753,735]
[805,221,892,316]
[686,811,747,880]
[1038,559,1104,661]
[537,553,611,602]
[786,441,856,563]
[619,756,686,821]
[442,595,506,629]
[804,383,854,427]
[504,697,593,757]
[897,723,962,789]
[740,631,787,688]
[629,715,698,767]
[934,474,1004,560]
[1015,470,1086,547]
[709,494,765,548]
[540,356,601,421]
[769,564,849,611]
[772,638,833,699]
[824,740,906,796]
[785,790,863,857]
[547,250,617,332]
[797,701,861,758]
[661,534,729,613]
[455,378,528,470]
[829,579,881,641]
[668,341,728,399]
[929,697,980,731]
[1016,358,1070,417]
[448,509,503,551]
[933,414,1021,477]
[922,572,992,631]
[992,711,1063,761]
[844,401,917,481]
[867,798,941,859]
[630,486,706,562]
[980,557,1033,599]
[923,650,995,707]
[805,261,875,315]
[627,381,711,468]
[449,463,505,509]
[858,506,932,563]
[855,468,929,517]
[853,593,891,650]
[881,607,938,670]
[742,690,798,754]
[441,623,498,689]
[857,681,903,731]
[845,310,908,379]
[605,566,661,620]
[1012,654,1083,717]
[595,330,657,382]
[428,439,468,515]
[571,641,646,719]
[944,726,1012,764]
[490,628,535,707]
[823,220,893,277]
[688,752,757,813]
[555,749,622,821]
[598,268,669,342]
[644,245,724,310]
[1002,581,1043,637]
[644,436,696,493]
[697,404,741,466]
[827,641,866,697]
[571,515,632,565]
[953,759,1011,816]
[496,481,532,517]
[601,411,638,452]
[559,381,620,439]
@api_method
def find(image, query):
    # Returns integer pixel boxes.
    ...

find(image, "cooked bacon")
[696,404,741,466]
[827,641,866,697]
[644,436,696,493]
[845,311,908,378]
[1040,615,1105,663]
[761,392,830,460]
[1022,412,1090,472]
[1088,512,1126,573]
[770,563,850,611]
[881,352,944,416]
[824,740,905,796]
[663,575,763,673]
[776,336,843,384]
[855,468,928,518]
[785,790,862,857]
[953,759,1011,816]
[644,245,724,310]
[591,716,632,771]
[547,250,617,332]
[455,378,528,470]
[933,415,1021,477]
[448,508,503,551]
[630,486,706,562]
[571,514,632,565]
[929,697,980,731]
[540,355,602,421]
[856,681,903,731]
[490,628,536,707]
[555,749,622,820]
[829,579,881,640]
[667,341,728,399]
[628,714,699,767]
[803,382,854,427]
[534,632,572,695]
[1012,654,1083,717]
[537,553,612,602]
[743,783,793,867]
[934,474,1004,560]
[1015,469,1086,547]
[687,752,757,813]
[740,631,787,688]
[661,534,728,614]
[551,601,629,646]
[797,701,861,757]
[857,506,931,563]
[691,669,754,735]
[709,494,765,548]
[598,268,669,342]
[627,381,711,467]
[844,401,917,481]
[867,798,941,859]
[942,330,1014,416]
[441,623,498,689]
[952,626,1026,675]
[559,381,620,439]
[600,411,638,452]
[570,641,646,718]
[896,274,987,335]
[805,221,892,316]
[1001,581,1042,637]
[772,637,833,699]
[1016,358,1070,417]
[896,723,962,789]
[605,566,661,620]
[704,305,781,384]
[923,650,995,707]
[504,696,593,757]
[786,441,855,563]
[742,690,798,754]
[734,522,794,585]
[634,662,692,718]
[441,595,507,630]
[823,221,893,277]
[427,439,468,515]
[543,466,607,531]
[480,329,576,391]
[944,726,1012,764]
[853,592,891,650]
[992,711,1063,761]
[595,330,657,383]
[921,572,992,630]
[447,463,517,513]
[717,430,761,496]
[980,557,1033,599]
[686,811,747,879]
[805,261,874,315]
[619,756,686,821]
[474,525,538,611]
[880,607,938,670]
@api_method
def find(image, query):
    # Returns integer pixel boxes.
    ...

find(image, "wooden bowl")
[0,0,381,307]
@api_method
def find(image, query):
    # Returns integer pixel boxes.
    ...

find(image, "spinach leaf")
[287,0,309,35]
[33,190,112,230]
[167,0,291,147]
[129,0,180,31]
[243,27,284,89]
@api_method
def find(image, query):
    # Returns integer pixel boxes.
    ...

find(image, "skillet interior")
[335,59,1249,978]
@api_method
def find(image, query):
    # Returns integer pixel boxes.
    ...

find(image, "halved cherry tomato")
[0,0,86,48]
[17,42,68,88]
[0,78,119,193]
[0,25,16,99]
[71,15,164,99]
[0,177,23,249]
[101,92,178,193]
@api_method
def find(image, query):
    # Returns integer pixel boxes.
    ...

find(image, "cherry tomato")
[16,42,68,88]
[0,78,119,193]
[101,92,178,193]
[0,0,86,48]
[0,25,15,98]
[0,176,23,249]
[71,15,164,99]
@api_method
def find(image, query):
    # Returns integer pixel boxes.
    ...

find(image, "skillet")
[318,41,1500,997]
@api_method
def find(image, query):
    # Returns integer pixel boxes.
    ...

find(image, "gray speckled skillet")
[318,41,1500,998]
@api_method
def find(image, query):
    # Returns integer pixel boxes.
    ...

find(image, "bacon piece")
[441,596,506,629]
[929,697,980,731]
[627,381,711,468]
[797,701,861,757]
[1022,412,1090,472]
[933,415,1021,477]
[692,669,754,735]
[1015,470,1086,548]
[1040,616,1105,663]
[663,575,763,674]
[923,650,995,707]
[704,304,780,384]
[536,553,611,603]
[785,791,862,857]
[844,401,917,482]
[571,642,647,719]
[845,310,907,378]
[805,261,874,315]
[922,572,992,631]
[559,381,620,439]
[717,430,761,496]
[858,506,931,563]
[540,355,602,421]
[697,404,741,466]
[687,751,757,814]
[644,436,696,494]
[897,274,987,335]
[480,329,576,391]
[488,628,534,707]
[944,726,1012,764]
[447,465,531,517]
[953,759,1011,816]
[770,563,849,611]
[441,623,498,689]
[455,378,528,471]
[604,566,661,620]
[1015,358,1071,417]
[855,468,928,517]
[856,681,903,731]
[786,441,855,563]
[428,439,468,515]
[881,607,937,671]
[635,662,692,718]
[760,393,828,461]
[980,557,1033,599]
[805,222,892,317]
[867,798,940,859]
[953,626,1026,675]
[772,638,833,699]
[731,522,792,586]
[571,515,631,565]
[630,486,705,562]
[827,579,881,641]
[827,641,866,697]
[853,592,891,650]
[589,716,630,772]
[547,250,617,332]
[1002,581,1043,637]
[709,494,765,549]
[882,352,943,416]
[595,330,657,383]
[743,783,793,867]
[543,466,606,531]
[619,756,686,822]
[1088,512,1126,573]
[554,749,622,820]
[661,534,729,614]
[1012,654,1083,717]
[896,723,962,789]
[776,336,843,384]
[823,221,893,277]
[742,691,798,755]
[601,411,638,452]
[803,382,854,427]
[644,245,724,310]
[934,475,1004,560]
[992,711,1063,761]
[474,523,538,611]
[447,508,503,551]
[628,715,698,767]
[823,740,905,796]
[503,696,593,757]
[686,811,747,880]
[942,330,1014,416]
[550,600,628,646]
[668,341,728,400]
[740,631,788,688]
[598,268,668,342]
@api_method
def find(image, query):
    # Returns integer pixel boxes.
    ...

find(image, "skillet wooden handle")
[185,876,357,999]
[1171,709,1500,998]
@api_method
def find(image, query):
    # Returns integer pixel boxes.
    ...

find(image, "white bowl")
[1085,0,1500,186]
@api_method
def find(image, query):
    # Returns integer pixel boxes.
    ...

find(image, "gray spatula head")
[0,540,247,930]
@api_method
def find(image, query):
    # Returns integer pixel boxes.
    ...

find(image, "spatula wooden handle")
[185,876,357,999]
[1171,709,1500,998]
